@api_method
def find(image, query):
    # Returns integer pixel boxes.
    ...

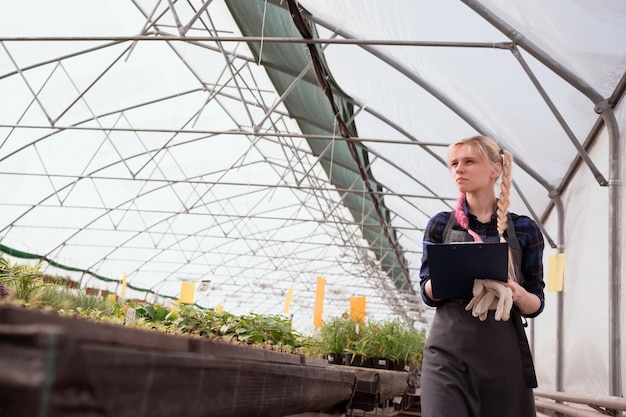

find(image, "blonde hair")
[449,135,517,280]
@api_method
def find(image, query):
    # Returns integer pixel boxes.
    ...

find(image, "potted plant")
[0,258,46,304]
[344,333,372,367]
[357,321,388,369]
[318,316,359,364]
[387,324,426,372]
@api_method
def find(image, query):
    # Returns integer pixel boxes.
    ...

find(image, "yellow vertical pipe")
[283,288,293,314]
[313,277,326,327]
[350,296,367,323]
[121,272,127,298]
[180,281,195,304]
[547,253,565,292]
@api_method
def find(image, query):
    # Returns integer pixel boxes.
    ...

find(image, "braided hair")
[449,135,517,280]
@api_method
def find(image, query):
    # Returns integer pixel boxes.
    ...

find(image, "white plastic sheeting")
[0,0,624,397]
[293,0,626,397]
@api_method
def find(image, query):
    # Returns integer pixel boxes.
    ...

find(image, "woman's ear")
[490,162,502,180]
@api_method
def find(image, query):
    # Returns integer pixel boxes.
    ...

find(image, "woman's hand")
[424,279,442,301]
[505,279,541,316]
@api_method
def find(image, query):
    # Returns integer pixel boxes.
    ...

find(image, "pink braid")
[454,193,483,242]
[454,193,469,228]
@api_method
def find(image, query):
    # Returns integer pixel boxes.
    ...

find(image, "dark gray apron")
[420,213,537,417]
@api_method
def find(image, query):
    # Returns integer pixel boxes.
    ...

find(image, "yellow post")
[180,281,195,304]
[283,288,293,314]
[350,296,367,323]
[547,253,565,292]
[215,304,223,313]
[121,272,127,298]
[313,277,326,328]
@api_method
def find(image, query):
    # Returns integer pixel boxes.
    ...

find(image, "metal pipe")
[553,195,566,393]
[510,46,607,186]
[0,35,514,48]
[534,389,626,412]
[596,100,623,398]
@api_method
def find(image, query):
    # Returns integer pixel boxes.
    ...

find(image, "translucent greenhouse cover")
[0,0,625,396]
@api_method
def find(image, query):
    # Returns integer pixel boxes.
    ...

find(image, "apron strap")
[442,212,473,243]
[504,215,538,388]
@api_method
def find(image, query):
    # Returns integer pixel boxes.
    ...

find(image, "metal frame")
[0,1,623,394]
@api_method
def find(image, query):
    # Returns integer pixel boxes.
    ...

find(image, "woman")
[419,135,545,417]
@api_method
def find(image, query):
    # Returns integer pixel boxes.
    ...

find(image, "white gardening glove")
[466,279,513,321]
[465,279,492,321]
[483,280,513,321]
[473,284,497,321]
[465,279,486,311]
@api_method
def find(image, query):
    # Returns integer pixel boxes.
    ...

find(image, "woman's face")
[449,144,501,193]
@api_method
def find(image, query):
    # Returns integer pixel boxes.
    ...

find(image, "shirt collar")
[464,198,499,223]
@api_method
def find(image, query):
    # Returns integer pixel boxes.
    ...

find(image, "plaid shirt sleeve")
[512,214,546,318]
[419,212,449,307]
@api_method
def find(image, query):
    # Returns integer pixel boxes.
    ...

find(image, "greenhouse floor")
[0,305,419,417]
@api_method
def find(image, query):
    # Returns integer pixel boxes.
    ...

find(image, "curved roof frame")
[0,21,422,325]
[0,1,624,360]
[289,0,624,394]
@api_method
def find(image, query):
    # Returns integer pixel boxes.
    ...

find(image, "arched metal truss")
[1,3,625,396]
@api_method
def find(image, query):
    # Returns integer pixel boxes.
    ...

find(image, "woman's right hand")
[424,279,442,301]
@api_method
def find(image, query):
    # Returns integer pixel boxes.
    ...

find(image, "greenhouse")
[0,0,625,415]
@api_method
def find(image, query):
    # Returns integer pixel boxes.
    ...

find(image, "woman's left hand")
[505,279,541,316]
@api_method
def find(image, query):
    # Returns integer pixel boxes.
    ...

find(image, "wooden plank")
[0,305,417,417]
[0,320,357,417]
[79,343,356,417]
[0,305,307,366]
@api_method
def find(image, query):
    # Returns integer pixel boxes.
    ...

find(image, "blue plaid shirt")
[419,209,546,318]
